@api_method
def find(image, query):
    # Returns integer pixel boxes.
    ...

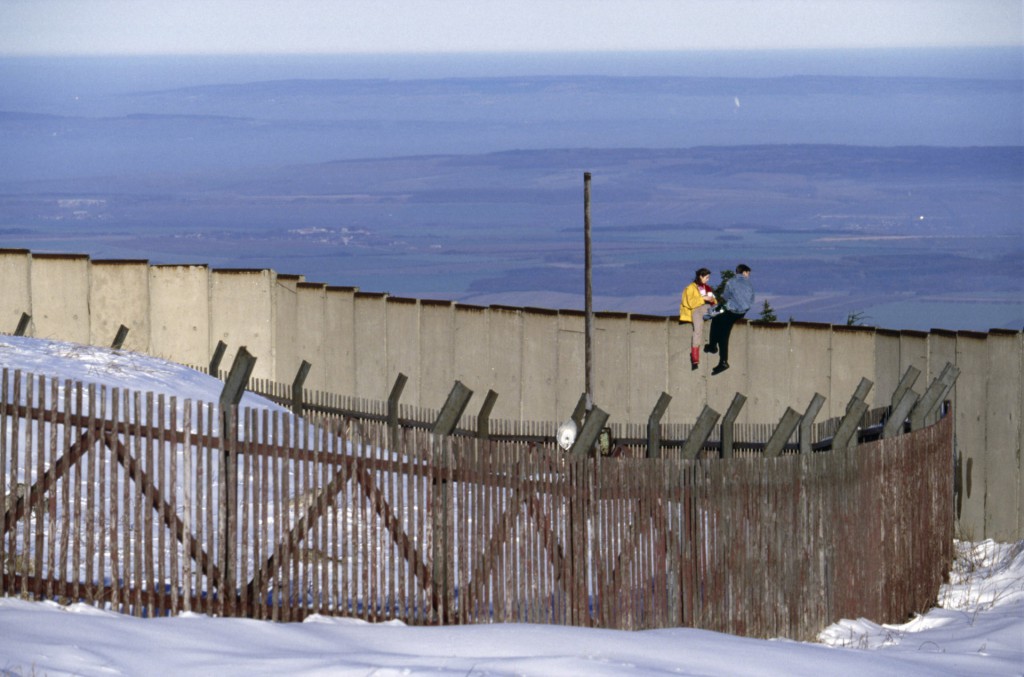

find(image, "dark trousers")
[708,310,745,363]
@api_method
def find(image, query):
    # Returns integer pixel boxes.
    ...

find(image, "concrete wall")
[29,253,90,344]
[90,259,150,352]
[0,249,32,336]
[150,264,210,366]
[2,250,1021,540]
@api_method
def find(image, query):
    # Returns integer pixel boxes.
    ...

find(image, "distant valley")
[0,59,1021,331]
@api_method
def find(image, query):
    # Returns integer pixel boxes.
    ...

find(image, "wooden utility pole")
[584,171,594,412]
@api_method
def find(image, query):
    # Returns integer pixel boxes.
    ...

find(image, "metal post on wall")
[583,171,594,413]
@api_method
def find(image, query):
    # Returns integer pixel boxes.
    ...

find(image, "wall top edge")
[0,248,31,255]
[989,328,1022,337]
[278,273,302,281]
[326,285,358,293]
[296,282,326,290]
[421,298,453,308]
[749,321,788,330]
[490,304,523,313]
[596,311,629,320]
[790,321,833,330]
[876,328,901,337]
[153,263,209,270]
[930,328,958,338]
[92,259,149,266]
[523,306,558,316]
[957,329,989,340]
[832,324,876,334]
[32,253,88,260]
[387,296,417,305]
[212,268,270,275]
[900,329,929,338]
[354,291,388,300]
[454,302,487,312]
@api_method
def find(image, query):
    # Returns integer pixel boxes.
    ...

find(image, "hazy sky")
[0,0,1020,55]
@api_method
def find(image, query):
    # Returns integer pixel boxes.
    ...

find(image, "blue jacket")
[722,275,755,314]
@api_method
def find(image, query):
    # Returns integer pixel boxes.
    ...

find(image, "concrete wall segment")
[873,329,902,404]
[210,269,276,381]
[625,314,668,427]
[555,311,585,421]
[29,254,90,344]
[323,287,357,396]
[0,249,32,335]
[89,260,151,353]
[954,332,990,538]
[149,264,210,367]
[747,322,791,422]
[294,283,327,390]
[353,292,389,403]
[520,307,559,422]
[487,306,524,421]
[982,330,1022,541]
[829,325,877,417]
[274,274,303,384]
[419,299,456,415]
[385,297,421,408]
[450,303,490,415]
[593,312,630,420]
[789,322,832,418]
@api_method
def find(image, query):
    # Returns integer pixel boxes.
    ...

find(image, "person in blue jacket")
[705,264,754,375]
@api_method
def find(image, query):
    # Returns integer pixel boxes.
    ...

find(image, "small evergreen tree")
[756,299,777,323]
[713,269,734,305]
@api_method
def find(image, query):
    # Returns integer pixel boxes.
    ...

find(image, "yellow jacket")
[679,282,714,322]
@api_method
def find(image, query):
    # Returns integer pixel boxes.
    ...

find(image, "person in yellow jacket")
[679,268,717,370]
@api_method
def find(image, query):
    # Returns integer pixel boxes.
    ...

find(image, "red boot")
[690,346,700,370]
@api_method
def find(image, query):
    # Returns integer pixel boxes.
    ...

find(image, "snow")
[1,334,1022,676]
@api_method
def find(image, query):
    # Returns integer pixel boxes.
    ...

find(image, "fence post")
[209,340,228,377]
[882,388,919,438]
[764,407,802,458]
[681,405,720,461]
[570,406,609,460]
[909,362,960,431]
[430,431,455,624]
[432,381,473,436]
[847,377,873,413]
[646,392,672,459]
[387,372,408,442]
[13,312,30,336]
[571,392,588,429]
[890,365,921,411]
[476,389,498,440]
[291,360,312,416]
[720,393,746,459]
[832,398,868,451]
[217,346,256,615]
[111,324,129,350]
[799,392,826,454]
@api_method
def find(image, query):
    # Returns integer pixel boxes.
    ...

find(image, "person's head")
[694,267,711,283]
[736,264,751,277]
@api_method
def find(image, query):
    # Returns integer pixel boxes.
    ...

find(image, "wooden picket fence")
[1,368,953,640]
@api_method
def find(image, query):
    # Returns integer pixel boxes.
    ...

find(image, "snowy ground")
[1,335,1022,675]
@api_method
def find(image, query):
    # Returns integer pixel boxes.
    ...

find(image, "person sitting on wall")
[678,267,717,371]
[705,264,754,375]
